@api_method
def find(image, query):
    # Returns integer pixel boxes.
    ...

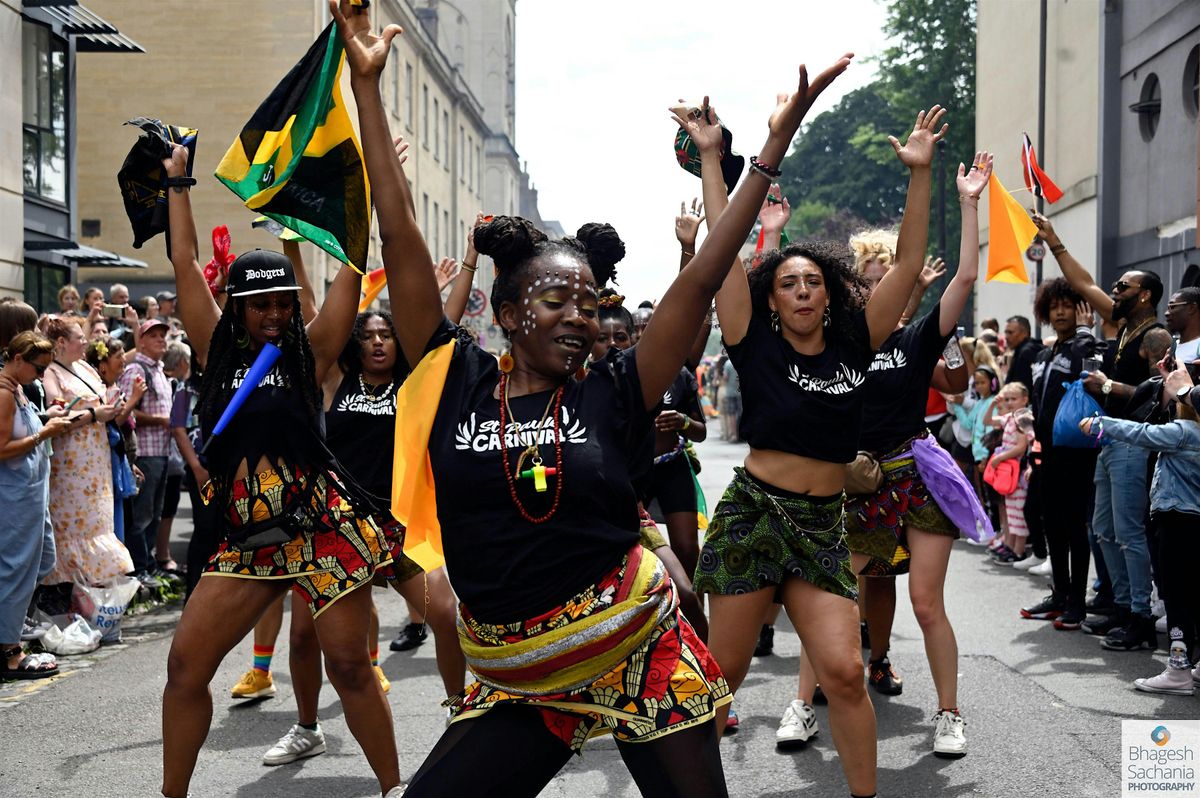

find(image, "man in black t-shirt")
[1030,212,1161,652]
[1003,315,1042,392]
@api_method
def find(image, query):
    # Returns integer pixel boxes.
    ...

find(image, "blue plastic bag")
[1053,379,1104,448]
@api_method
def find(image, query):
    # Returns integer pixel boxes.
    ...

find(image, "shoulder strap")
[136,361,158,397]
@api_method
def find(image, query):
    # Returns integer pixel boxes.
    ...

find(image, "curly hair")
[848,229,899,276]
[1033,277,1083,324]
[597,288,634,335]
[474,216,626,336]
[337,311,408,379]
[748,240,869,348]
[196,294,321,436]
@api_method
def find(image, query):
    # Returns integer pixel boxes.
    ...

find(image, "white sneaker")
[262,723,327,766]
[1028,559,1053,577]
[384,786,407,797]
[932,710,967,758]
[776,699,819,749]
[1012,555,1045,572]
[1135,666,1195,696]
[1156,615,1168,633]
[1192,662,1200,686]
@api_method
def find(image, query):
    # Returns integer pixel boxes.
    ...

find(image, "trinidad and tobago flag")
[1021,133,1063,204]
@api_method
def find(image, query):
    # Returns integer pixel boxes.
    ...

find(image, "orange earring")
[498,351,514,373]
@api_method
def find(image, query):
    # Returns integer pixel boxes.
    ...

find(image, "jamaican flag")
[216,22,370,272]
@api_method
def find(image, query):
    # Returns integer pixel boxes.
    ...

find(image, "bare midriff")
[744,448,846,497]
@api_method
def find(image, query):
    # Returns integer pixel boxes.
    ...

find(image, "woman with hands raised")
[687,101,946,798]
[337,0,851,790]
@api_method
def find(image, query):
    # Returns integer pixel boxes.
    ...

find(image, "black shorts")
[161,473,184,518]
[644,455,696,516]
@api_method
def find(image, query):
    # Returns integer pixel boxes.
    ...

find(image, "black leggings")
[1156,510,1200,661]
[404,704,727,798]
[1023,461,1047,559]
[1040,446,1098,610]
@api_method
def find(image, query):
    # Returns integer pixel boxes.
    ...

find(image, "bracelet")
[680,415,691,430]
[165,176,197,188]
[958,195,979,207]
[749,156,782,180]
[681,250,695,257]
[31,431,42,446]
[88,407,97,423]
[461,262,477,273]
[1049,243,1067,256]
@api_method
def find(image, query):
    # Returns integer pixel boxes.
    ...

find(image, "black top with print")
[662,367,702,419]
[326,371,402,502]
[1106,320,1165,418]
[724,309,873,464]
[859,305,951,453]
[1030,327,1098,444]
[426,320,650,623]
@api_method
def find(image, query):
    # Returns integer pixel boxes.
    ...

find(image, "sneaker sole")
[263,741,327,766]
[933,748,967,759]
[1135,681,1194,697]
[1053,621,1083,631]
[775,732,818,750]
[232,686,277,700]
[1101,640,1156,651]
[869,682,903,696]
[1020,610,1063,620]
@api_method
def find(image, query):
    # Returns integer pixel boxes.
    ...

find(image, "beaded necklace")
[497,373,565,523]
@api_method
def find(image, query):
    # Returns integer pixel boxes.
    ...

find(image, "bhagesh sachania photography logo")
[1125,723,1197,795]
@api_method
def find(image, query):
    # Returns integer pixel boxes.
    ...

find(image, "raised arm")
[638,56,853,407]
[333,0,441,367]
[864,106,947,349]
[901,257,946,325]
[674,200,710,368]
[1030,211,1113,322]
[758,184,791,252]
[306,262,363,382]
[937,151,992,336]
[284,239,320,324]
[444,212,483,324]
[162,145,221,368]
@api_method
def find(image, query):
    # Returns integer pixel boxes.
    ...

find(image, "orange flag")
[358,267,387,312]
[986,175,1036,284]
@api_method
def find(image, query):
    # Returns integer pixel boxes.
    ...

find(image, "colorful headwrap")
[598,292,626,308]
[672,102,744,196]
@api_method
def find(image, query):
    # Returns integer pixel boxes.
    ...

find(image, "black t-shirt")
[725,309,873,464]
[1007,337,1044,393]
[662,368,702,418]
[426,321,650,623]
[859,305,951,453]
[325,371,402,501]
[1031,327,1097,444]
[1106,320,1165,418]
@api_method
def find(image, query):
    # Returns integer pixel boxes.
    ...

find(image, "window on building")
[467,136,474,190]
[444,209,450,256]
[423,193,429,239]
[390,58,399,118]
[458,125,465,182]
[423,84,429,146]
[477,146,483,195]
[1133,72,1162,141]
[405,63,414,131]
[1184,46,1200,122]
[434,99,440,161]
[22,22,67,204]
[443,110,450,171]
[433,201,440,255]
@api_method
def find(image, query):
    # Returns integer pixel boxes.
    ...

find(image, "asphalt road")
[1,435,1187,797]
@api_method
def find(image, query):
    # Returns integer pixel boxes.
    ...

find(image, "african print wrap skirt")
[446,545,730,753]
[693,467,856,601]
[203,463,393,617]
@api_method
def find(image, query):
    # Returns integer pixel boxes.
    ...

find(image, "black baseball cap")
[225,250,301,298]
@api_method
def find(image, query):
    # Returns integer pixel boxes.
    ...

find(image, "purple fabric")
[911,435,994,543]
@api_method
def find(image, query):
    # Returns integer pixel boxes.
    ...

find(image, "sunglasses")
[1167,301,1196,310]
[1112,281,1141,293]
[32,363,48,375]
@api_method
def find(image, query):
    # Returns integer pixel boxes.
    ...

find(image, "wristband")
[165,176,197,189]
[680,415,691,430]
[749,156,782,180]
[88,407,97,423]
[1049,243,1066,256]
[461,262,477,273]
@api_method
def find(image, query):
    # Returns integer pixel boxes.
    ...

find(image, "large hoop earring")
[770,311,781,334]
[823,306,831,328]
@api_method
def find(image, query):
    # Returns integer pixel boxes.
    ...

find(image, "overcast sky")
[514,0,891,305]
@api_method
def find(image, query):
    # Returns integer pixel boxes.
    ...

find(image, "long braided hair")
[196,293,321,436]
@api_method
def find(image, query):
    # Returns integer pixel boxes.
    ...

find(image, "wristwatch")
[1178,385,1193,406]
[1101,379,1113,396]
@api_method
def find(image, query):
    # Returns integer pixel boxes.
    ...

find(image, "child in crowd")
[1081,395,1200,695]
[984,383,1034,564]
[946,365,1001,533]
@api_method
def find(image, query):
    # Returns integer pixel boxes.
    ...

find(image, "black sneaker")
[389,622,428,652]
[1054,607,1085,631]
[1102,614,1158,651]
[868,655,904,696]
[1020,594,1065,621]
[754,625,775,657]
[1081,610,1128,637]
[1085,593,1118,617]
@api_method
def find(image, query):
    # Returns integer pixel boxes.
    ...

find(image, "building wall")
[0,0,24,298]
[976,0,1102,329]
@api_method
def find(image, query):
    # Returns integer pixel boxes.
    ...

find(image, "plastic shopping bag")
[71,577,140,644]
[1052,379,1104,448]
[41,616,102,655]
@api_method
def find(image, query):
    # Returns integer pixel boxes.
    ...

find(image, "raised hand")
[888,105,948,170]
[669,97,725,155]
[161,142,189,178]
[433,257,459,291]
[393,136,410,166]
[675,199,704,249]
[957,151,993,199]
[1076,299,1095,328]
[768,54,854,140]
[329,0,402,80]
[758,184,792,234]
[1029,210,1061,247]
[918,256,947,289]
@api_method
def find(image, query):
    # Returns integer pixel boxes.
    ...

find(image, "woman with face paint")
[689,97,951,798]
[333,2,852,792]
[157,132,402,798]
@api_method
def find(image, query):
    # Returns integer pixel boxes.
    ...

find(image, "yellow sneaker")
[231,668,276,699]
[374,664,391,694]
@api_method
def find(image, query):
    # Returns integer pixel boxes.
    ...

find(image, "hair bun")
[473,216,547,272]
[575,222,626,287]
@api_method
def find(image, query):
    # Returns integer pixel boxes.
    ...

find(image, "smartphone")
[67,412,89,425]
[101,303,126,319]
[64,396,84,410]
[1164,354,1178,373]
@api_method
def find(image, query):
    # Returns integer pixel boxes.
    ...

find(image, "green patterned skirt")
[693,467,856,601]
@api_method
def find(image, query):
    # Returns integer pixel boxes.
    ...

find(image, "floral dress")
[41,361,131,585]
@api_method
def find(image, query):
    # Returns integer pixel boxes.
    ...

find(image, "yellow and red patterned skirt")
[446,545,730,753]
